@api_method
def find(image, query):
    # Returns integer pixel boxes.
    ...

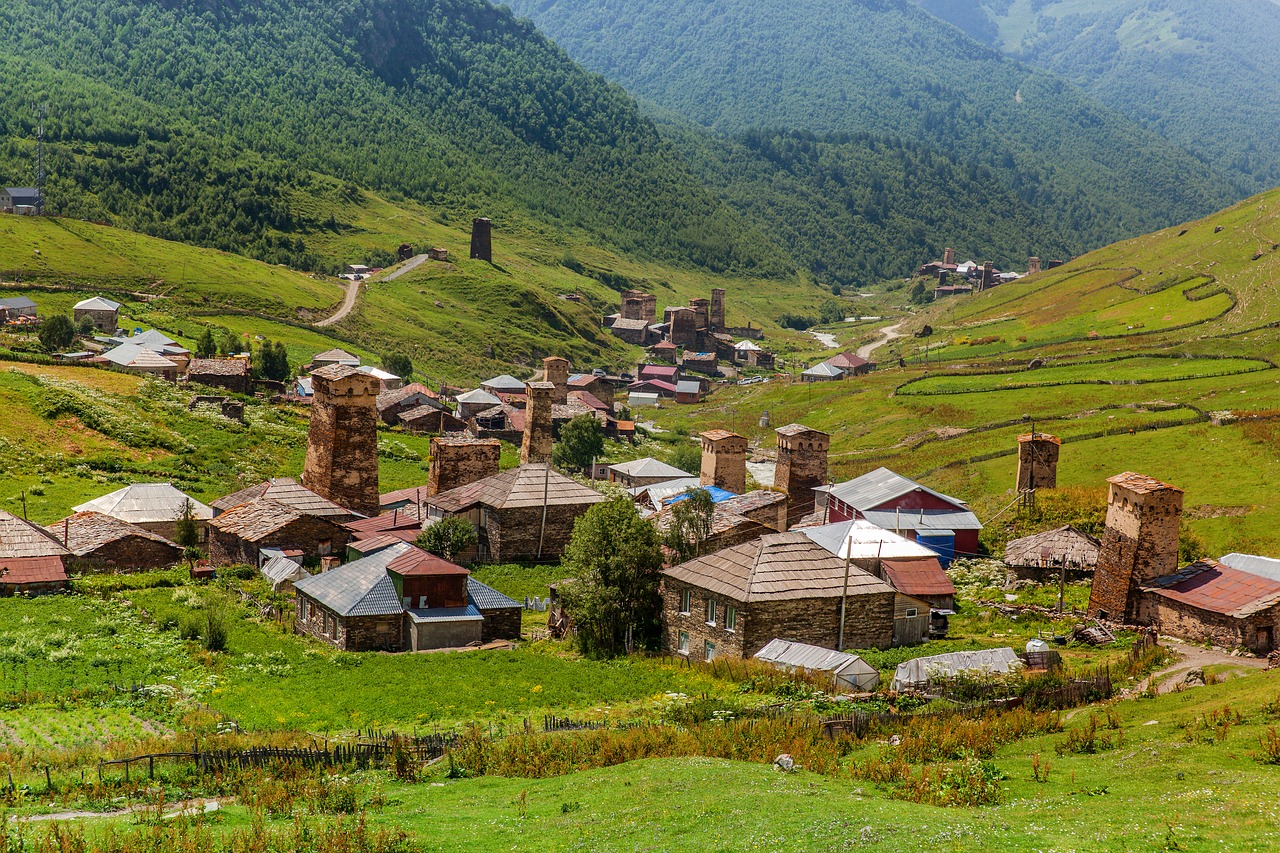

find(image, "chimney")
[542,356,570,405]
[1028,256,1042,275]
[709,288,726,331]
[699,430,748,495]
[470,217,493,262]
[520,382,556,465]
[943,247,956,266]
[428,435,501,496]
[774,424,830,526]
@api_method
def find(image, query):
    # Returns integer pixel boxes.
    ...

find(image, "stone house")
[212,477,361,523]
[309,348,361,370]
[73,297,121,332]
[607,457,689,490]
[0,296,37,319]
[661,532,896,660]
[186,358,252,395]
[292,542,520,651]
[400,405,469,434]
[568,374,614,407]
[376,383,447,426]
[681,352,718,376]
[47,512,182,571]
[99,343,180,381]
[610,317,652,345]
[207,498,351,566]
[73,483,213,543]
[424,464,606,562]
[824,351,873,377]
[455,389,503,421]
[0,510,70,595]
[1138,559,1280,654]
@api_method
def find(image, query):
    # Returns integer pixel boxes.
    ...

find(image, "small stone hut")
[47,512,182,571]
[208,498,351,566]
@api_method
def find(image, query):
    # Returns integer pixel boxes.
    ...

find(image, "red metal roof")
[1145,560,1280,617]
[346,508,423,534]
[880,558,956,598]
[0,556,68,586]
[386,546,469,577]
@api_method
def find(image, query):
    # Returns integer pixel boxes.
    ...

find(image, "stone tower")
[689,298,710,331]
[1028,256,1042,275]
[1016,432,1060,492]
[428,435,501,496]
[667,307,697,347]
[303,365,382,517]
[710,288,726,331]
[980,261,994,291]
[520,382,555,465]
[542,356,570,405]
[699,430,748,495]
[1087,473,1184,621]
[470,217,492,262]
[943,247,956,266]
[775,424,830,526]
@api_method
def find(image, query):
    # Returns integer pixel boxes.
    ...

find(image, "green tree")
[174,498,202,551]
[560,496,665,658]
[666,442,702,475]
[76,314,95,336]
[382,352,412,379]
[272,342,291,381]
[552,414,605,474]
[255,339,290,381]
[661,487,715,565]
[219,328,240,357]
[195,326,217,358]
[416,517,478,563]
[38,314,76,352]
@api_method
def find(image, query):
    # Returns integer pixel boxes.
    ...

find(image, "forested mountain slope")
[914,0,1280,193]
[507,0,1237,258]
[0,0,781,277]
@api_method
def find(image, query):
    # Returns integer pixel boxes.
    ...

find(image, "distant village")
[916,248,1067,299]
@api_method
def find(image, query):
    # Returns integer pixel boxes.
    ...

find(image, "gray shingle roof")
[212,477,358,517]
[428,464,606,513]
[468,577,520,610]
[481,374,528,392]
[46,512,179,556]
[0,510,71,559]
[293,543,412,616]
[74,484,212,524]
[0,296,37,310]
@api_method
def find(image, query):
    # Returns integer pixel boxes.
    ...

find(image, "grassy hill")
[507,0,1237,261]
[915,0,1280,192]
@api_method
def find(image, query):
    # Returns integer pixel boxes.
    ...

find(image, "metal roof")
[734,340,763,351]
[608,457,689,480]
[74,296,121,311]
[860,507,982,532]
[468,577,520,610]
[456,388,502,405]
[261,555,311,586]
[356,365,399,381]
[1143,559,1280,618]
[74,484,212,524]
[407,604,483,623]
[664,485,737,505]
[880,558,956,598]
[802,362,844,377]
[817,467,968,513]
[1219,553,1280,583]
[130,329,178,350]
[481,374,527,392]
[0,555,67,586]
[675,380,702,394]
[799,519,938,561]
[663,531,895,603]
[101,342,178,369]
[293,543,412,616]
[0,296,37,310]
[312,348,360,365]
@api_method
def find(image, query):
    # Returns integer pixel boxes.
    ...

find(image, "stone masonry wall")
[486,504,586,562]
[775,426,830,526]
[1088,482,1183,620]
[520,383,555,465]
[209,516,349,567]
[295,596,405,652]
[1016,437,1060,491]
[303,371,381,517]
[479,606,523,641]
[428,436,501,496]
[1138,596,1280,654]
[71,536,181,571]
[700,431,747,495]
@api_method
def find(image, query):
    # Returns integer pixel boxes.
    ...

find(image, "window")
[678,631,689,654]
[704,640,716,662]
[725,605,737,631]
[680,589,691,614]
[705,598,717,625]
[904,607,918,618]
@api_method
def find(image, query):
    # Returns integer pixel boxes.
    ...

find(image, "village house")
[73,297,121,332]
[813,467,982,562]
[801,362,844,382]
[260,554,311,593]
[823,351,873,377]
[661,531,896,659]
[186,358,252,395]
[376,383,447,425]
[400,405,469,434]
[0,295,37,320]
[308,348,361,370]
[98,343,181,381]
[607,458,690,490]
[681,351,719,377]
[1138,559,1280,654]
[211,477,361,523]
[424,464,606,562]
[675,380,704,404]
[356,364,403,391]
[47,512,182,571]
[648,340,678,364]
[73,483,213,543]
[480,374,527,396]
[208,497,352,566]
[292,541,520,651]
[455,388,503,421]
[0,509,70,595]
[0,188,40,214]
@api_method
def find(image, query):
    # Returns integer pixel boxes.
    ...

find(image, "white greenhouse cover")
[754,638,881,692]
[891,647,1021,692]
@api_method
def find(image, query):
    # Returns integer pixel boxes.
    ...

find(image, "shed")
[675,380,704,403]
[186,358,252,394]
[753,638,880,692]
[260,554,312,592]
[890,647,1021,692]
[74,483,212,542]
[802,362,844,382]
[46,511,182,571]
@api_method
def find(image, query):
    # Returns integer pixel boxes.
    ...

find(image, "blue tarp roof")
[663,485,737,506]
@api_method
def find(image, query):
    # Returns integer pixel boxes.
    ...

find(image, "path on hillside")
[11,799,221,823]
[382,253,429,282]
[315,254,428,328]
[1134,638,1267,696]
[857,322,905,360]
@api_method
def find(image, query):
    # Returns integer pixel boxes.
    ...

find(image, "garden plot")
[0,707,168,748]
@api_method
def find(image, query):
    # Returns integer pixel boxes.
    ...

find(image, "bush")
[37,314,76,352]
[416,517,478,563]
[204,606,228,652]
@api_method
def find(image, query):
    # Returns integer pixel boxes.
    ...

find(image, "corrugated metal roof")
[860,507,983,532]
[817,467,968,513]
[130,329,177,350]
[46,512,178,556]
[481,374,527,392]
[800,519,938,561]
[102,342,178,369]
[1005,526,1099,568]
[0,296,37,310]
[74,484,212,524]
[312,348,360,365]
[427,464,606,513]
[609,458,688,480]
[0,555,67,585]
[261,555,310,586]
[387,547,468,576]
[0,510,71,558]
[753,639,879,689]
[294,544,412,616]
[663,531,895,603]
[802,363,843,377]
[456,388,502,405]
[1143,559,1280,618]
[1219,553,1280,583]
[881,558,956,598]
[675,380,702,395]
[74,297,121,311]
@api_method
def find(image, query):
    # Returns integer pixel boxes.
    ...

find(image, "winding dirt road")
[857,322,905,360]
[315,254,429,328]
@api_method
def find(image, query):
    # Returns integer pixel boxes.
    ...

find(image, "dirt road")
[315,254,429,328]
[857,322,905,360]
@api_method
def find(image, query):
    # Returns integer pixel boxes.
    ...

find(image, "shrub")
[204,606,228,653]
[1258,727,1280,764]
[1055,713,1123,755]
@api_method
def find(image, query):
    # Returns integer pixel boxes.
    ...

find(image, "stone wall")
[209,516,349,567]
[775,425,830,526]
[1016,434,1060,491]
[700,430,747,495]
[1088,479,1183,620]
[689,298,710,331]
[1138,596,1280,654]
[428,436,500,496]
[303,368,381,516]
[669,308,697,347]
[661,579,747,659]
[295,595,405,652]
[480,606,523,641]
[520,383,555,465]
[485,503,587,562]
[71,536,182,571]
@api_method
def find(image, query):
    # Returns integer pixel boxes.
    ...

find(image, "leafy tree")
[219,328,241,357]
[382,352,413,379]
[666,442,702,475]
[255,339,291,381]
[552,414,605,474]
[560,496,665,657]
[38,314,75,352]
[661,487,716,564]
[195,326,218,358]
[76,314,95,336]
[174,499,202,550]
[416,517,478,563]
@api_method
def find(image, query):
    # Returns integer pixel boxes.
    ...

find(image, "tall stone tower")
[710,288,726,331]
[943,247,956,266]
[699,430,748,495]
[1016,432,1060,492]
[689,298,710,331]
[428,435,501,496]
[470,217,492,262]
[542,356,570,405]
[303,365,382,517]
[775,424,830,526]
[1087,473,1184,621]
[520,382,555,465]
[1028,256,1042,275]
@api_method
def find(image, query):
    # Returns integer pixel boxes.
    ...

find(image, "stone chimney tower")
[775,424,830,526]
[520,381,555,465]
[689,298,710,331]
[1087,473,1184,621]
[428,435,501,496]
[699,430,747,495]
[980,261,994,292]
[710,288,726,331]
[303,365,382,517]
[1016,432,1060,492]
[542,356,570,405]
[943,247,956,266]
[1028,256,1042,275]
[470,217,492,262]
